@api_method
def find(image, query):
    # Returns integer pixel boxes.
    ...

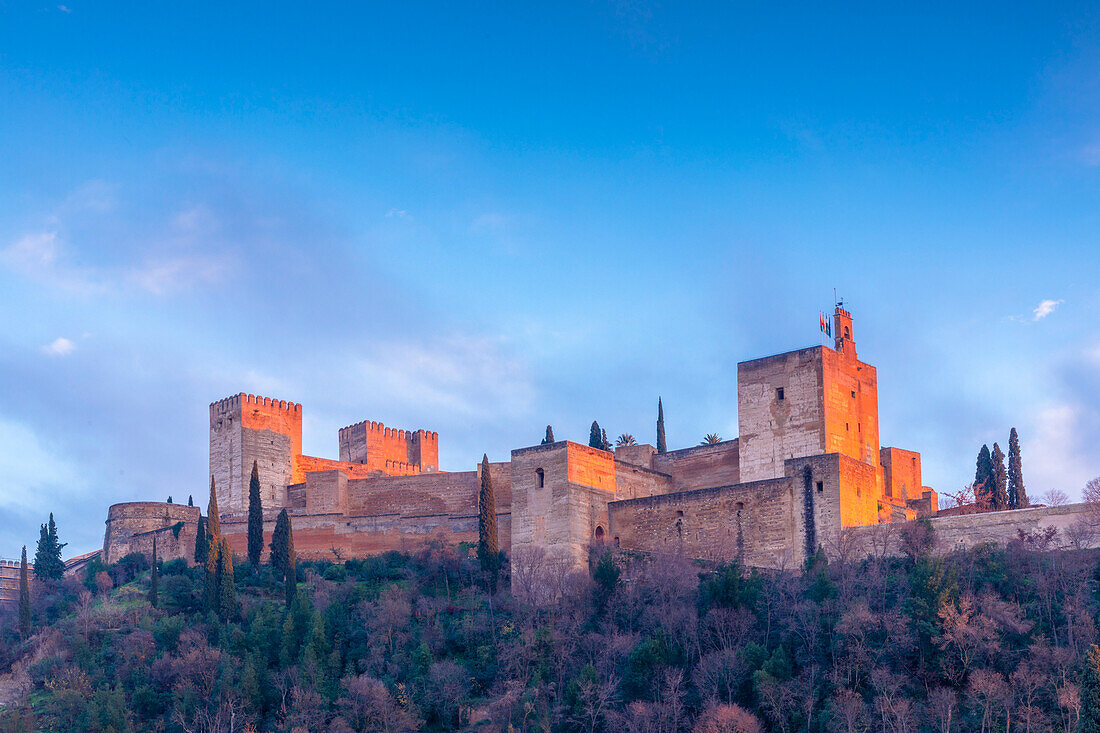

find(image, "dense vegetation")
[2,528,1100,732]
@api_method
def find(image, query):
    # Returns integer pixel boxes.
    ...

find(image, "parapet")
[102,502,201,565]
[210,393,302,418]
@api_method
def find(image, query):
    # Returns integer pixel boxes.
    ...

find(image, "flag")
[819,313,832,337]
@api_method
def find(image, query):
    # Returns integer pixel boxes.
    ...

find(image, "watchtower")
[209,393,303,514]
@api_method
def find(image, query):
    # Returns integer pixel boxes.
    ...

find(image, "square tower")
[209,394,302,514]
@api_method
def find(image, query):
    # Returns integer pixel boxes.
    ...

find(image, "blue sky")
[2,2,1099,556]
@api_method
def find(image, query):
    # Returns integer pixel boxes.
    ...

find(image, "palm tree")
[616,433,637,447]
[701,433,722,445]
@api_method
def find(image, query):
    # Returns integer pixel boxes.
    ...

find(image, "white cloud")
[355,336,535,420]
[385,208,410,218]
[43,337,76,356]
[128,255,229,295]
[1032,299,1063,321]
[1026,404,1095,499]
[3,231,59,268]
[57,4,71,12]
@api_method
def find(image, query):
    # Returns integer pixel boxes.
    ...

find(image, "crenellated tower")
[338,420,439,474]
[209,393,303,514]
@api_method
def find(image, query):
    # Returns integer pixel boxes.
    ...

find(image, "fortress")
[93,306,1098,580]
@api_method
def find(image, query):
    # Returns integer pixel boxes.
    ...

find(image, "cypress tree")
[601,428,611,452]
[991,442,1008,510]
[542,425,555,445]
[149,533,159,608]
[167,496,173,504]
[1008,427,1028,509]
[1081,644,1100,733]
[478,454,499,592]
[974,445,994,509]
[247,460,264,568]
[589,421,603,449]
[284,518,297,607]
[657,397,667,454]
[33,513,66,581]
[271,508,291,576]
[187,495,193,507]
[194,516,208,565]
[18,545,30,639]
[203,534,221,612]
[218,537,236,620]
[207,475,221,540]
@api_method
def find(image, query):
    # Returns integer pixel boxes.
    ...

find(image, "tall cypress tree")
[974,445,994,509]
[188,495,194,507]
[589,421,603,449]
[1080,644,1100,733]
[542,425,555,445]
[271,509,290,575]
[203,534,221,612]
[18,545,30,639]
[149,533,159,608]
[1008,427,1028,509]
[284,517,297,607]
[218,537,236,620]
[194,516,208,565]
[207,475,221,540]
[601,428,611,451]
[657,397,667,454]
[33,513,66,581]
[247,460,264,568]
[991,443,1008,510]
[477,454,499,592]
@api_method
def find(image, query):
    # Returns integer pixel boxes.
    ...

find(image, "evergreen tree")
[33,513,66,581]
[149,533,159,608]
[991,442,1008,510]
[542,425,555,445]
[194,516,208,565]
[207,475,221,539]
[477,454,499,592]
[601,428,611,451]
[974,445,994,509]
[657,397,667,454]
[203,534,221,612]
[247,460,264,568]
[284,518,297,607]
[167,496,173,503]
[589,421,603,449]
[271,509,291,577]
[1008,427,1028,509]
[18,545,30,639]
[218,537,236,620]
[187,495,193,507]
[1080,644,1100,733]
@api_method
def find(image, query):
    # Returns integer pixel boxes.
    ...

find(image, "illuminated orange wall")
[881,447,922,501]
[566,442,617,492]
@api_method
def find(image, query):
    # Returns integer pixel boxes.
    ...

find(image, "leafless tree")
[968,669,1009,733]
[926,688,956,733]
[826,688,866,733]
[1042,488,1069,506]
[693,702,764,733]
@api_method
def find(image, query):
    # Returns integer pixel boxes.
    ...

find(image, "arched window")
[594,525,605,541]
[535,468,544,488]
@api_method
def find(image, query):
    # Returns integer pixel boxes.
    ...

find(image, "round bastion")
[103,502,201,565]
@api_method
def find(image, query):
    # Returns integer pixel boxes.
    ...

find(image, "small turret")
[834,305,856,359]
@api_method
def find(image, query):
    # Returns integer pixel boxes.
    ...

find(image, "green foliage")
[542,425,555,444]
[270,508,291,577]
[991,442,1008,510]
[33,513,66,581]
[974,444,994,509]
[1008,427,1028,509]
[477,454,500,592]
[193,515,208,565]
[699,561,760,613]
[248,460,264,568]
[591,549,620,612]
[149,534,159,608]
[622,636,673,701]
[19,545,31,638]
[206,474,220,539]
[656,397,666,453]
[1083,645,1100,733]
[589,420,603,449]
[217,537,236,620]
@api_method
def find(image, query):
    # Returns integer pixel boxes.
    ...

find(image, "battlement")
[338,419,438,442]
[338,418,439,474]
[210,392,302,418]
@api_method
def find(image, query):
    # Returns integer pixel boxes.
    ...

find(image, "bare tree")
[926,688,956,733]
[827,688,866,733]
[693,702,764,733]
[1042,488,1069,506]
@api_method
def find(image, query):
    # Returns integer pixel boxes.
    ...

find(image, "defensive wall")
[102,502,200,565]
[0,559,18,607]
[846,502,1100,557]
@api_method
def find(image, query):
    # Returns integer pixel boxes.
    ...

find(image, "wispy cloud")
[42,337,76,356]
[3,231,59,268]
[1032,299,1063,321]
[386,208,410,218]
[57,4,72,13]
[128,255,230,295]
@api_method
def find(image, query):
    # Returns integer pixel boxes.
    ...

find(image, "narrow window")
[858,423,861,433]
[535,468,544,488]
[851,390,856,398]
[735,502,744,513]
[816,481,823,493]
[845,326,850,338]
[676,510,684,517]
[846,423,849,431]
[594,525,605,541]
[777,387,785,400]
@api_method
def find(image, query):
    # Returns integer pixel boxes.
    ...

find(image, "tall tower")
[834,305,856,358]
[209,394,303,515]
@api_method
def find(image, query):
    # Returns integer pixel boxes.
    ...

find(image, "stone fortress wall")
[99,305,1099,577]
[102,502,200,565]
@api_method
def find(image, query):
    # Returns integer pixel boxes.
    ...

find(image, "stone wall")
[652,440,741,491]
[210,394,302,513]
[845,503,1100,557]
[614,460,674,500]
[0,559,18,607]
[737,347,826,483]
[881,447,922,501]
[338,420,439,474]
[821,347,881,475]
[103,502,200,564]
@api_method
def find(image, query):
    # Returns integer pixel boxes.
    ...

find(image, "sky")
[2,1,1099,556]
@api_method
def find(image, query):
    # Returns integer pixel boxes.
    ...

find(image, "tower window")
[535,468,544,488]
[777,387,785,400]
[845,327,850,338]
[816,481,823,493]
[851,390,856,398]
[846,423,849,431]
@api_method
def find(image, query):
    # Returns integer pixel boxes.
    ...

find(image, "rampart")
[650,439,741,491]
[102,502,201,565]
[339,420,439,473]
[0,559,19,607]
